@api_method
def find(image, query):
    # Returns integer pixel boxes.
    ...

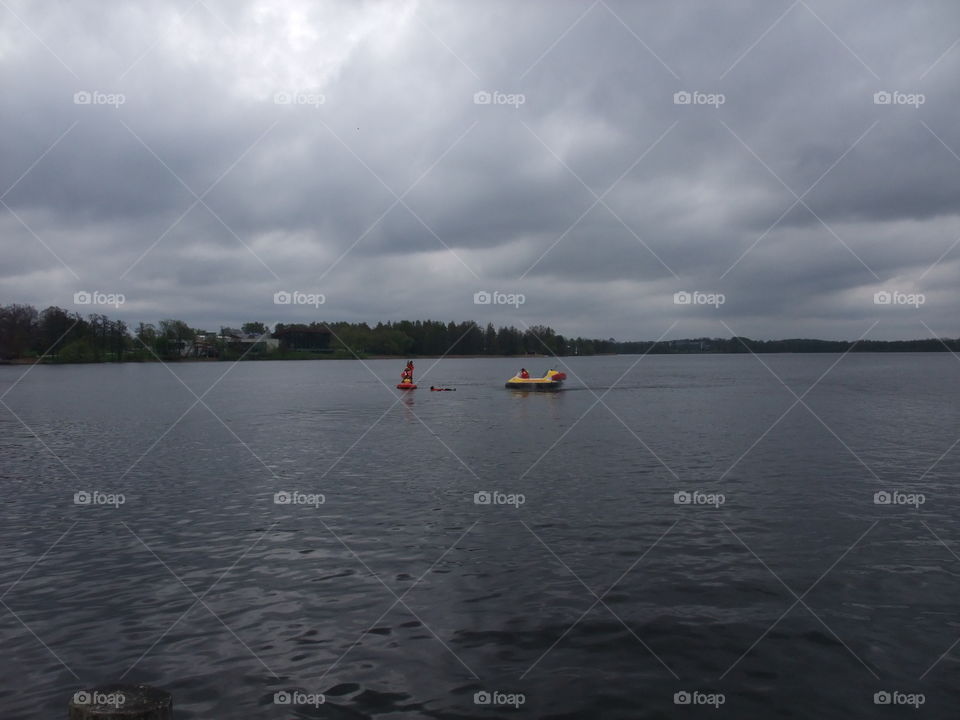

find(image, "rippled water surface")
[2,354,960,718]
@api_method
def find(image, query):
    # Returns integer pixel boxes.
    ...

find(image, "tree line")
[0,303,956,362]
[0,305,578,361]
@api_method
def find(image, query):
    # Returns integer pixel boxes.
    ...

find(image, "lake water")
[1,354,959,718]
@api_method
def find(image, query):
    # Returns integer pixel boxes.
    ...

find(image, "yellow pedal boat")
[505,369,566,390]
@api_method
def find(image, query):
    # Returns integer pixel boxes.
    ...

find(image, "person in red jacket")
[519,368,529,379]
[401,360,414,383]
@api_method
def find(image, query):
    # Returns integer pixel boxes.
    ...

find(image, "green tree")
[242,322,268,335]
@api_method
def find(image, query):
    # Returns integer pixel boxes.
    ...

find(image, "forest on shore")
[0,303,957,363]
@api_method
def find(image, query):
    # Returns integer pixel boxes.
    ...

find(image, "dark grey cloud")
[1,0,959,342]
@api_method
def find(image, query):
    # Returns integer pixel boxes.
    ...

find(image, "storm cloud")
[1,0,958,341]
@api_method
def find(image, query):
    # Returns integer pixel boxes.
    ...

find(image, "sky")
[1,0,958,342]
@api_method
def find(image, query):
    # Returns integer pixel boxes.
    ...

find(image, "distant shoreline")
[0,353,556,365]
[2,349,958,366]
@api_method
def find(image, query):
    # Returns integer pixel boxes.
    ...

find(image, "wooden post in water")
[68,684,172,719]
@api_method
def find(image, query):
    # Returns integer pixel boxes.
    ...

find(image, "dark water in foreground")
[1,354,959,719]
